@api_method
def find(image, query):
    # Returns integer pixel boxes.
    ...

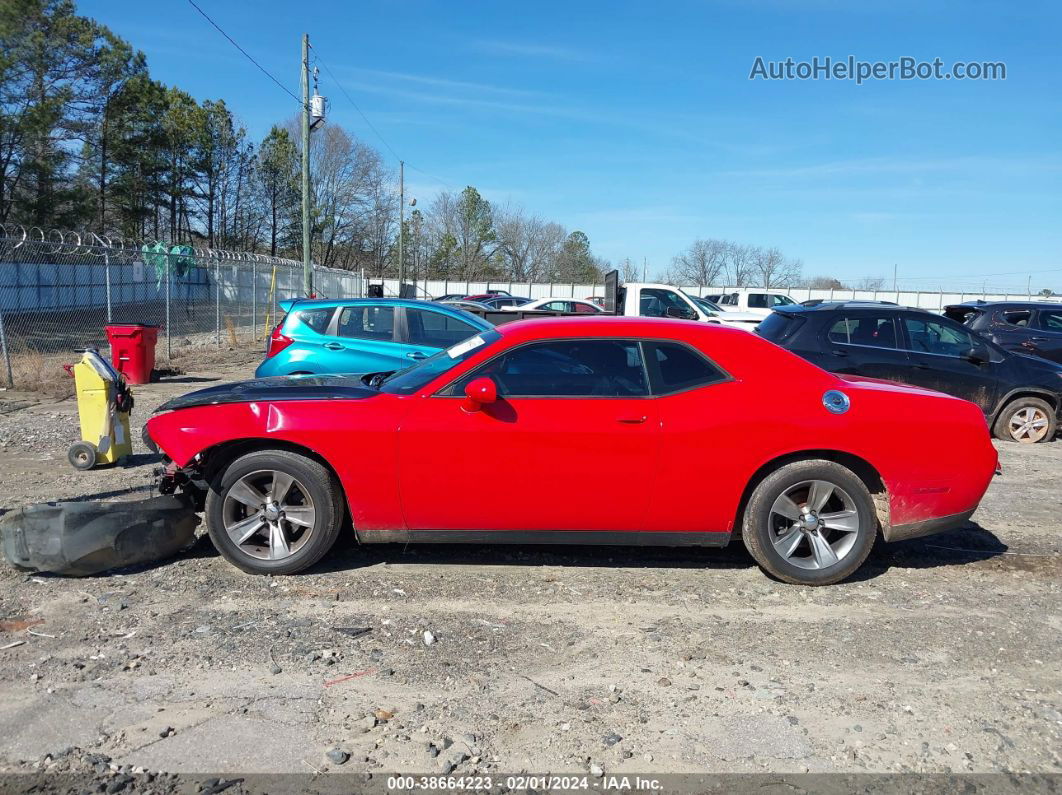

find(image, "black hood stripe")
[156,375,378,412]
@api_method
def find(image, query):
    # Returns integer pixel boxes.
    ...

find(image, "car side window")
[574,302,597,314]
[903,317,974,356]
[770,294,795,306]
[640,288,690,318]
[541,301,568,312]
[337,305,395,341]
[295,308,332,333]
[405,309,480,348]
[453,340,649,398]
[1036,310,1062,331]
[1003,311,1031,327]
[826,315,899,349]
[748,293,768,309]
[643,342,727,395]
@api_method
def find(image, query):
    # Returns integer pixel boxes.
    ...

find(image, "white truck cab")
[704,288,798,318]
[615,283,762,330]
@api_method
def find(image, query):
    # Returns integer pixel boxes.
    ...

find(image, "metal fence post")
[0,306,13,388]
[104,252,112,322]
[215,255,221,347]
[251,260,257,342]
[165,254,172,360]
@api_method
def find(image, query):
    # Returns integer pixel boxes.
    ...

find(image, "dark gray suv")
[757,302,1062,443]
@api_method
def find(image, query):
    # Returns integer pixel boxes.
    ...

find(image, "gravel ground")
[0,353,1059,789]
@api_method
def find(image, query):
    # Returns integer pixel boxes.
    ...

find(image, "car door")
[326,304,405,372]
[899,313,1001,413]
[816,312,913,382]
[398,338,659,532]
[1028,308,1062,363]
[984,308,1035,356]
[397,306,486,364]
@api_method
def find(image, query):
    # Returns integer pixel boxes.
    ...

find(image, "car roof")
[492,315,747,343]
[946,300,1062,310]
[283,297,475,311]
[773,301,929,314]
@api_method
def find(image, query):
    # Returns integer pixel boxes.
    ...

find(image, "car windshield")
[379,330,502,394]
[691,296,721,314]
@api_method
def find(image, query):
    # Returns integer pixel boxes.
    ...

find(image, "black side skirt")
[356,529,732,547]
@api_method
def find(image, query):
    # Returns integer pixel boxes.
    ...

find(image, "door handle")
[617,415,647,424]
[406,351,427,360]
[831,349,848,357]
[912,362,930,369]
[324,342,344,351]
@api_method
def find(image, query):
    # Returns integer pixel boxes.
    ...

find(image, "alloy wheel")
[1008,407,1049,443]
[768,479,861,570]
[222,469,316,561]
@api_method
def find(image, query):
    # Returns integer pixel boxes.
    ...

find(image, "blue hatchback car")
[256,298,494,377]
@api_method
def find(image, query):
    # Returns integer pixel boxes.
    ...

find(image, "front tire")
[742,460,877,586]
[205,450,344,575]
[992,397,1056,443]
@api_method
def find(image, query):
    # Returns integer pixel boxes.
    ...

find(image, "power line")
[313,52,458,191]
[185,0,302,106]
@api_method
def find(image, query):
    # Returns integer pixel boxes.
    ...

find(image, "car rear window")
[756,312,805,342]
[1003,310,1031,327]
[827,315,899,349]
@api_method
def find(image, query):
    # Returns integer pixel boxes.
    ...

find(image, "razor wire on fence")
[0,224,364,388]
[2,223,1059,390]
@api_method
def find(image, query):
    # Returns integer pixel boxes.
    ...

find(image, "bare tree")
[856,277,886,291]
[723,242,756,286]
[752,247,802,288]
[620,257,640,282]
[805,275,846,289]
[494,204,565,282]
[669,238,727,286]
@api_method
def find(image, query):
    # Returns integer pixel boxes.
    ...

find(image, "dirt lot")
[0,351,1059,789]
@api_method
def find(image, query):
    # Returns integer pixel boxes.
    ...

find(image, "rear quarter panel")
[661,329,997,533]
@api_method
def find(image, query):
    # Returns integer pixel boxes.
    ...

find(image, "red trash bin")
[104,324,159,385]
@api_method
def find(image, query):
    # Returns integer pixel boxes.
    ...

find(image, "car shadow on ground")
[154,376,220,384]
[301,520,1010,581]
[850,521,1007,582]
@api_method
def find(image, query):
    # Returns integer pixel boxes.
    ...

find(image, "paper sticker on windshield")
[447,335,486,359]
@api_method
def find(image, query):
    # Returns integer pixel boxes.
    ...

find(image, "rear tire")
[992,397,1055,443]
[205,449,344,575]
[742,460,877,586]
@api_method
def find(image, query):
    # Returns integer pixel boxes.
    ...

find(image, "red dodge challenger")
[145,317,998,585]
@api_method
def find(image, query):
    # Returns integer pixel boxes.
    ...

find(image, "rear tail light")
[266,324,294,358]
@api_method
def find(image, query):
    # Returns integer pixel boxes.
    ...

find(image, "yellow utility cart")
[66,349,134,470]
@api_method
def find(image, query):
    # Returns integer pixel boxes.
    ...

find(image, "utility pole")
[300,33,312,297]
[398,160,404,296]
[893,263,897,292]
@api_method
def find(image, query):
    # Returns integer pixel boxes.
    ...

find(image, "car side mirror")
[963,343,990,364]
[665,306,695,320]
[462,377,498,412]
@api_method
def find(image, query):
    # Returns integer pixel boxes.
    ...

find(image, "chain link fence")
[0,226,363,390]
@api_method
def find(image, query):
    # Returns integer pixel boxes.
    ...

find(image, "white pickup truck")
[703,288,799,318]
[612,282,763,330]
[456,275,763,331]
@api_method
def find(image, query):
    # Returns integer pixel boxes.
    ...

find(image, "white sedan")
[502,297,604,313]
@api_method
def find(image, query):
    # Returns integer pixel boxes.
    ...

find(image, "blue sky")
[82,0,1060,291]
